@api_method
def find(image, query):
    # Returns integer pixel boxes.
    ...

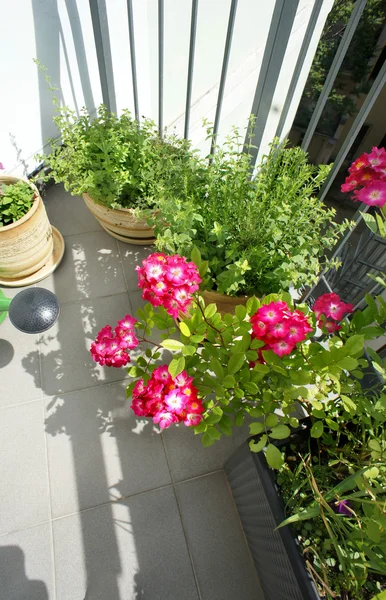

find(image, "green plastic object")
[0,289,11,325]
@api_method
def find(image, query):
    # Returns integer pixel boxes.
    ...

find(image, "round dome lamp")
[0,288,60,333]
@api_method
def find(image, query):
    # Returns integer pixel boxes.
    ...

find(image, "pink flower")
[174,371,193,387]
[137,253,201,317]
[153,365,172,384]
[348,155,369,174]
[253,302,285,325]
[341,175,359,194]
[318,318,341,333]
[356,181,386,207]
[313,293,354,321]
[153,410,178,429]
[117,315,137,330]
[184,413,203,426]
[131,398,147,416]
[365,147,386,170]
[286,321,308,344]
[270,340,295,357]
[0,162,4,170]
[269,321,290,338]
[185,398,204,414]
[165,389,187,414]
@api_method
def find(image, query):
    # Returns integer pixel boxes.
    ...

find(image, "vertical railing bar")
[127,0,139,122]
[244,0,299,171]
[158,0,164,138]
[89,0,111,111]
[301,0,368,152]
[319,60,386,203]
[184,0,199,140]
[210,0,238,156]
[275,0,323,140]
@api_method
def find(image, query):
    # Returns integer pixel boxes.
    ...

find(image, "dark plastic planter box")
[225,438,320,600]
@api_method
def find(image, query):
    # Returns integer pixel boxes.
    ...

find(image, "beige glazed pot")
[83,193,156,245]
[0,176,58,283]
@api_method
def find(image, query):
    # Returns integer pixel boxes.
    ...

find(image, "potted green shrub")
[37,63,197,244]
[0,165,64,285]
[152,126,351,312]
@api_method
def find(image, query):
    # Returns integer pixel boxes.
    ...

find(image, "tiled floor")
[0,185,264,600]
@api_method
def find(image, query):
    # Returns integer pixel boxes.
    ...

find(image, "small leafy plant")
[35,61,198,211]
[0,180,35,227]
[153,126,351,296]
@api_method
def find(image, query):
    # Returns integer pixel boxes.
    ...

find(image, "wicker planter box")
[225,438,320,600]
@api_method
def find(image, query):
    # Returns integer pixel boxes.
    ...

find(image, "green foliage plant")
[35,61,198,211]
[0,180,35,227]
[153,125,351,297]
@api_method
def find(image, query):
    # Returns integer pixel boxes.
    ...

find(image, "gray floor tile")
[44,184,103,236]
[0,401,49,535]
[118,243,153,292]
[0,523,54,600]
[45,381,172,518]
[53,487,199,600]
[0,291,42,407]
[39,293,132,396]
[162,422,234,482]
[40,231,126,304]
[176,471,264,600]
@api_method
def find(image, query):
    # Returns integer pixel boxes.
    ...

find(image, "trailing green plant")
[35,60,198,210]
[0,180,35,226]
[153,125,351,296]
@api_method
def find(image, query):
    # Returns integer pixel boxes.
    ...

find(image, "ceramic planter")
[202,289,250,316]
[83,193,156,245]
[225,437,320,600]
[0,176,64,285]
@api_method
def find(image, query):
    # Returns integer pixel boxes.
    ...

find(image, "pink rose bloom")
[348,154,369,174]
[117,315,136,330]
[153,410,178,429]
[270,340,295,357]
[164,389,187,414]
[184,413,203,426]
[365,147,386,170]
[356,181,386,207]
[153,365,172,384]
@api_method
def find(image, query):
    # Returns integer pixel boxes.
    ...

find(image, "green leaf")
[265,444,284,470]
[202,433,215,447]
[223,374,236,388]
[344,334,364,356]
[250,434,267,453]
[179,322,191,337]
[211,358,224,379]
[244,382,259,394]
[190,245,201,266]
[182,345,196,356]
[199,260,209,277]
[265,414,278,428]
[249,422,265,435]
[235,304,247,321]
[361,211,377,234]
[269,424,291,440]
[161,339,185,351]
[234,411,245,427]
[227,352,245,375]
[337,357,358,370]
[277,506,321,528]
[341,394,356,415]
[367,519,381,544]
[371,591,386,600]
[206,406,223,425]
[246,296,260,315]
[218,415,233,436]
[204,303,217,319]
[168,356,185,378]
[310,421,324,438]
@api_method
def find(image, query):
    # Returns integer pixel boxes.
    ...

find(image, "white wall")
[0,0,333,176]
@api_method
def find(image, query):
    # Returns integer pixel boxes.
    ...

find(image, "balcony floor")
[0,185,264,600]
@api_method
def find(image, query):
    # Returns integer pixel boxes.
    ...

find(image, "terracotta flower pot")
[0,176,54,280]
[83,193,156,245]
[202,289,250,316]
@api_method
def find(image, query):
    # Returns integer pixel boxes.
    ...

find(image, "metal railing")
[87,0,386,307]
